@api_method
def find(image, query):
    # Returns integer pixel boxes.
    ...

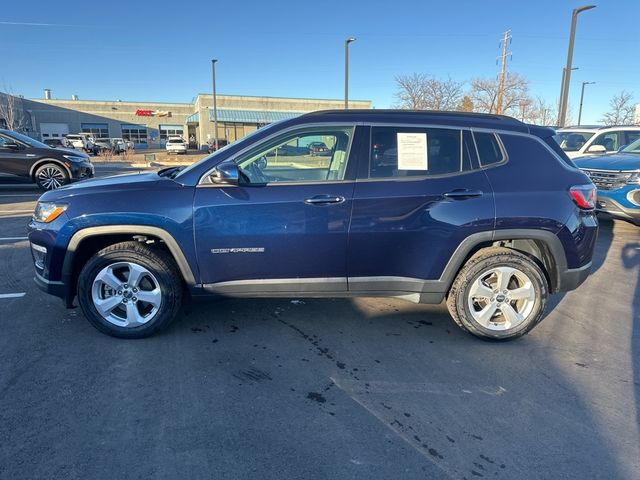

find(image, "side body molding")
[349,228,568,302]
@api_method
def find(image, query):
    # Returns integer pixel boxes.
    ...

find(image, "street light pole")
[578,81,595,126]
[344,37,356,109]
[211,59,219,150]
[557,5,596,127]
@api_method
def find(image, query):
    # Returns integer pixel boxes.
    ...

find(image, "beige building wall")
[193,94,372,146]
[25,94,372,148]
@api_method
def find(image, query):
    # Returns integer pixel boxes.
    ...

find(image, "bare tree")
[394,74,464,111]
[522,97,558,126]
[0,88,29,131]
[470,73,530,116]
[601,91,636,125]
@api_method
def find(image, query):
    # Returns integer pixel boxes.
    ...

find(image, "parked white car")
[165,137,187,154]
[554,126,640,159]
[65,133,95,152]
[110,138,127,153]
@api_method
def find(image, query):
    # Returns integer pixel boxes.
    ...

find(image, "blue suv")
[574,138,640,225]
[28,111,598,340]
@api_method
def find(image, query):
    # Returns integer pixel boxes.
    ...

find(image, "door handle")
[304,195,346,205]
[443,189,483,199]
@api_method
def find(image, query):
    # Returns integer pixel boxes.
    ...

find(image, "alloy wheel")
[37,166,66,190]
[467,266,536,331]
[91,262,162,328]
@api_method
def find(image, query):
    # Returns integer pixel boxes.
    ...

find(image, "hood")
[58,147,90,159]
[574,153,640,171]
[39,172,163,202]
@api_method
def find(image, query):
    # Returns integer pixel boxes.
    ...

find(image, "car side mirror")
[586,144,607,154]
[2,142,20,150]
[210,162,239,185]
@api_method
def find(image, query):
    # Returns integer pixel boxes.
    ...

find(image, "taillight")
[570,184,596,210]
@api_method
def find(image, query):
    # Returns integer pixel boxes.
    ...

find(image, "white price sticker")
[397,132,428,170]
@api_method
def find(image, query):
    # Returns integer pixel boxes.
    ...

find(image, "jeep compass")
[28,111,598,340]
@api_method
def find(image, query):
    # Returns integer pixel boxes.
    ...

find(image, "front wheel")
[77,241,183,338]
[446,247,548,340]
[35,163,69,190]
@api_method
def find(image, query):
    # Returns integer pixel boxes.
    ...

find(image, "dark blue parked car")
[574,138,640,226]
[28,110,598,340]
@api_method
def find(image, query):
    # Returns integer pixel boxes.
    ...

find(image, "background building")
[0,91,371,149]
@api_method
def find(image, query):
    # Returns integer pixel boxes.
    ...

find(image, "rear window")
[543,136,576,167]
[168,139,183,144]
[370,126,469,178]
[473,132,505,166]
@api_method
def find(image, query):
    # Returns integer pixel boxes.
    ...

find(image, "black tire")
[77,241,183,338]
[35,162,69,191]
[446,247,548,340]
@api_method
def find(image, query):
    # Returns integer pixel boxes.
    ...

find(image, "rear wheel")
[446,247,548,340]
[78,241,183,338]
[35,163,68,190]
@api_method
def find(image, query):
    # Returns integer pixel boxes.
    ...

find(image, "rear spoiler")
[527,125,556,138]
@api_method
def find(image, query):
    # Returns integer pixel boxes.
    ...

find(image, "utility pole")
[211,59,219,150]
[495,30,511,115]
[557,5,596,127]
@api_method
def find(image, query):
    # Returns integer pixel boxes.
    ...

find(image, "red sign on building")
[135,109,153,116]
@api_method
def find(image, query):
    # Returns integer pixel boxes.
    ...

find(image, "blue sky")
[1,0,638,124]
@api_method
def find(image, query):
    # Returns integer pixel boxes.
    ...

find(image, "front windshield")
[9,130,50,149]
[553,131,595,152]
[175,121,285,179]
[621,138,640,154]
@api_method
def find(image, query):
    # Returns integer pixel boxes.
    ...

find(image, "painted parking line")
[0,210,34,214]
[0,194,40,197]
[0,237,29,241]
[0,293,26,299]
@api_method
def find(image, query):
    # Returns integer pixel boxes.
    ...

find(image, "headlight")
[627,172,640,184]
[33,202,67,223]
[63,154,85,162]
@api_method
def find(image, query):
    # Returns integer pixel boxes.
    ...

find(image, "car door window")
[0,135,12,148]
[625,132,640,147]
[235,127,354,184]
[473,131,506,166]
[370,126,468,178]
[592,132,621,151]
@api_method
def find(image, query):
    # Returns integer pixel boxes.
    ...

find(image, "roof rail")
[562,124,640,130]
[598,124,640,129]
[304,109,524,125]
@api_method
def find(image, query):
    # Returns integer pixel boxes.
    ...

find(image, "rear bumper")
[557,261,592,292]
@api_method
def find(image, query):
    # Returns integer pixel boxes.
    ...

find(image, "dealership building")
[2,91,371,149]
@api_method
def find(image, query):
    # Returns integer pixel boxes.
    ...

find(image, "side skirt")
[198,277,446,304]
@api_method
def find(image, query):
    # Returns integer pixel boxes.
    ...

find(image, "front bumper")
[69,162,95,181]
[596,193,640,226]
[34,270,67,299]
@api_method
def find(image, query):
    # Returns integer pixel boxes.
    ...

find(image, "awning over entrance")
[186,109,303,125]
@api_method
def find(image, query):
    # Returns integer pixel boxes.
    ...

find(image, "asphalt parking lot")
[0,174,639,480]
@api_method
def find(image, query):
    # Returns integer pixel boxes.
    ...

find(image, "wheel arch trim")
[29,158,73,180]
[439,229,567,292]
[61,225,197,287]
